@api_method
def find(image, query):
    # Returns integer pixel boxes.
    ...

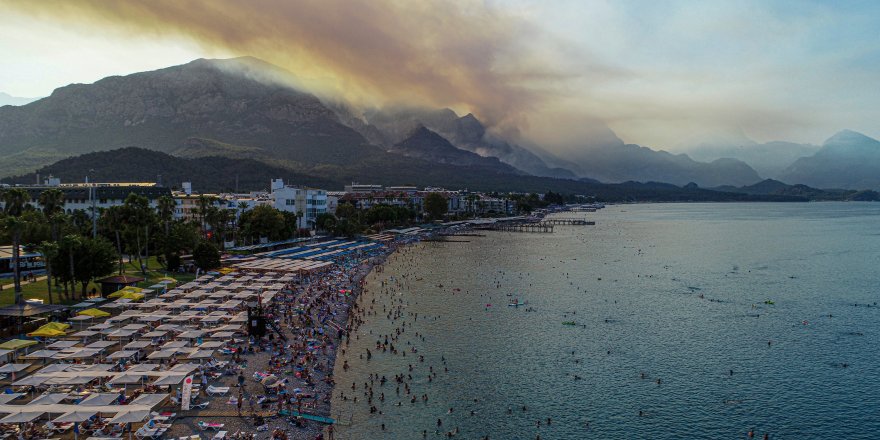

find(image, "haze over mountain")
[552,137,763,187]
[688,140,821,179]
[341,105,580,179]
[778,130,880,190]
[0,57,770,189]
[0,92,39,106]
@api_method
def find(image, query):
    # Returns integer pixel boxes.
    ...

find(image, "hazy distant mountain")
[778,130,880,190]
[688,140,820,178]
[389,126,522,173]
[712,178,876,201]
[0,92,39,106]
[554,138,764,187]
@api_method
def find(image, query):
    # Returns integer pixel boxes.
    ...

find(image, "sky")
[1,0,878,152]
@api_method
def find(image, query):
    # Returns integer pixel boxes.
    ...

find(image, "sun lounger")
[205,385,229,396]
[134,426,167,439]
[197,422,224,431]
[211,431,227,440]
[45,421,74,433]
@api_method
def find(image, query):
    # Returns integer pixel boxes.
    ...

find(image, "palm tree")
[231,202,249,246]
[37,241,59,305]
[103,206,126,275]
[157,195,175,238]
[195,195,215,239]
[2,188,30,304]
[38,188,65,241]
[60,235,81,300]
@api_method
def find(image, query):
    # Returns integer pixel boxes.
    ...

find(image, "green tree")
[335,202,357,220]
[281,211,300,239]
[365,204,396,227]
[156,195,176,269]
[38,188,65,241]
[2,188,31,304]
[233,202,249,245]
[195,195,216,239]
[424,192,448,220]
[544,191,565,205]
[59,234,81,301]
[73,237,116,298]
[332,218,362,238]
[193,241,220,271]
[156,195,175,238]
[101,206,127,275]
[239,205,286,242]
[37,241,59,305]
[121,193,154,275]
[315,213,337,232]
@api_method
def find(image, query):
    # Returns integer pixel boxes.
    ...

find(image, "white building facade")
[270,179,328,229]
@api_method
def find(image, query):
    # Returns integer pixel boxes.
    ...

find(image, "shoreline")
[321,239,407,433]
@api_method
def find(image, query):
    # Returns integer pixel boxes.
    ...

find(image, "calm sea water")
[331,203,880,439]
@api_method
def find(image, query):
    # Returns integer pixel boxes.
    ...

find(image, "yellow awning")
[108,286,143,298]
[78,308,110,318]
[26,323,69,338]
[0,339,38,350]
[43,322,69,332]
[119,291,145,301]
[27,328,66,338]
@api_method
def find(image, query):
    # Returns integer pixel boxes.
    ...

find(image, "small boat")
[764,300,775,305]
[562,321,577,326]
[508,300,527,307]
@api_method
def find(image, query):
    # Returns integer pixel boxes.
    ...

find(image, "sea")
[330,202,880,439]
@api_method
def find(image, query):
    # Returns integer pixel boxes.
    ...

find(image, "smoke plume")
[7,0,578,134]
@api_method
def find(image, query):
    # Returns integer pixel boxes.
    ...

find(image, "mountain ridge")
[777,130,880,190]
[0,56,870,191]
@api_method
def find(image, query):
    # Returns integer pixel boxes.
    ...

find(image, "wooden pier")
[542,218,595,225]
[489,222,555,233]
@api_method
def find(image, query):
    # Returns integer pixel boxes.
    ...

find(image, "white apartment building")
[271,179,328,229]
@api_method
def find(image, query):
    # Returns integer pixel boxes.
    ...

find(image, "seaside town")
[0,177,600,439]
